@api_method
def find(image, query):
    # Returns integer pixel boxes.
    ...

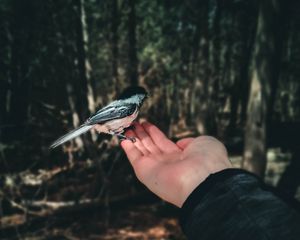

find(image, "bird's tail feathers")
[49,124,93,149]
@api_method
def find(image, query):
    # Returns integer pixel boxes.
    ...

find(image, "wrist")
[177,165,231,207]
[179,169,258,234]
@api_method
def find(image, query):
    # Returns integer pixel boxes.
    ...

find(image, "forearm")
[180,169,300,240]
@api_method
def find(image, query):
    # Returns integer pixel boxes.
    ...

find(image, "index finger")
[121,140,143,165]
[141,122,180,153]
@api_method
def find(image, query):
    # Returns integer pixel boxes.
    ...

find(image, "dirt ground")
[1,148,299,240]
[1,203,186,240]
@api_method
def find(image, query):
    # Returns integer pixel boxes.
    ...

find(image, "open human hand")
[121,122,232,207]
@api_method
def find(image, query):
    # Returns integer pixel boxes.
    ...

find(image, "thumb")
[176,137,195,150]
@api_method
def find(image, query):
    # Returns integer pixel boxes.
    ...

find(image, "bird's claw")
[117,134,136,143]
[122,136,136,143]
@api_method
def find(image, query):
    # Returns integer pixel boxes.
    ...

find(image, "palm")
[121,122,231,207]
[138,151,199,207]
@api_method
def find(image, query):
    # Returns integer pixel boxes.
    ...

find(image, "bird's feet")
[116,133,136,143]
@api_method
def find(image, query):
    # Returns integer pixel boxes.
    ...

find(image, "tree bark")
[239,9,257,125]
[226,6,238,133]
[0,8,10,141]
[7,0,32,142]
[127,0,138,86]
[111,0,120,95]
[73,0,95,121]
[194,1,217,135]
[189,2,208,134]
[242,0,281,177]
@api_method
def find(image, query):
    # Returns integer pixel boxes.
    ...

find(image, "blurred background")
[0,0,299,239]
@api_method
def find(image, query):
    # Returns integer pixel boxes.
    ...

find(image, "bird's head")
[118,86,148,106]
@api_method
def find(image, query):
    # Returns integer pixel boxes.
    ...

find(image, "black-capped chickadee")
[50,86,148,149]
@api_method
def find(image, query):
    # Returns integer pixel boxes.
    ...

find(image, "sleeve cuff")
[179,168,259,231]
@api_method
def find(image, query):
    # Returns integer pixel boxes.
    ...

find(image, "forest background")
[0,0,299,239]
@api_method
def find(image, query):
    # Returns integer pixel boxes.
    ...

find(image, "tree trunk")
[111,0,120,95]
[7,0,32,142]
[239,10,257,125]
[212,0,222,97]
[74,0,95,121]
[127,0,138,86]
[242,0,281,177]
[226,6,239,133]
[0,10,10,141]
[190,1,213,135]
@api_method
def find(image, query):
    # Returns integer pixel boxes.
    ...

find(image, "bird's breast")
[94,109,139,134]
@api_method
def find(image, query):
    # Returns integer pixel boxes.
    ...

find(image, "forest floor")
[1,200,185,240]
[1,148,299,240]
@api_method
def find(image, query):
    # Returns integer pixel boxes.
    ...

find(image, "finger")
[142,122,180,153]
[133,122,161,154]
[120,139,143,165]
[176,137,195,150]
[125,129,150,156]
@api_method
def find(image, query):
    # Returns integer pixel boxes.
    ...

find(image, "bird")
[49,86,148,149]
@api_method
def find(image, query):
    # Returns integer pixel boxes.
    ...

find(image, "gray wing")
[87,103,137,125]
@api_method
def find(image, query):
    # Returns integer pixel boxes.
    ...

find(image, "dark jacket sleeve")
[179,169,300,240]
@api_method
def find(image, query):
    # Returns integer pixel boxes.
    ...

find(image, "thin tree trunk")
[227,7,239,133]
[111,0,120,95]
[267,2,288,120]
[212,0,222,98]
[189,8,201,124]
[240,12,257,124]
[66,83,83,150]
[7,0,31,141]
[128,0,138,86]
[0,75,8,141]
[191,1,211,135]
[199,1,217,135]
[74,0,95,121]
[242,0,281,177]
[0,14,10,141]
